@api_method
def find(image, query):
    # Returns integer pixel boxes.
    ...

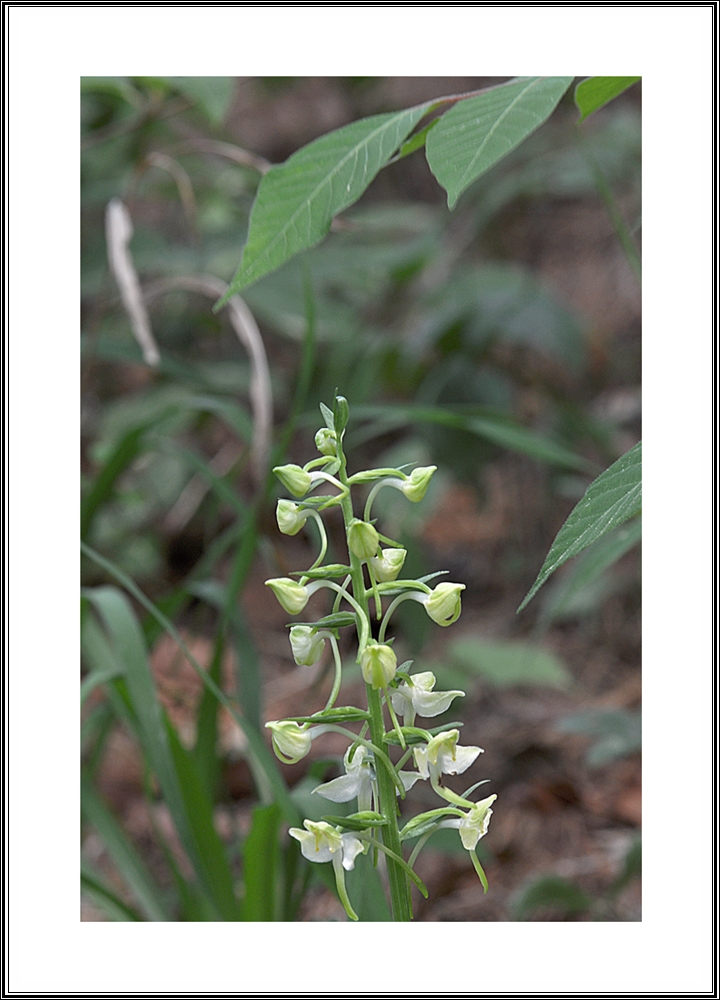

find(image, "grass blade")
[81,774,171,921]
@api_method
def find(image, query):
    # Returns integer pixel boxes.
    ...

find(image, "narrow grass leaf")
[575,77,641,121]
[242,803,281,921]
[83,586,235,918]
[81,544,300,827]
[518,441,641,611]
[81,866,142,922]
[219,103,432,300]
[164,719,242,920]
[81,774,171,921]
[426,77,574,208]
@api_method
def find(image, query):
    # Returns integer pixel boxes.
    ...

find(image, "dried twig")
[105,199,160,367]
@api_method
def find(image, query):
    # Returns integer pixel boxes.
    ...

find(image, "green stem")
[337,448,412,922]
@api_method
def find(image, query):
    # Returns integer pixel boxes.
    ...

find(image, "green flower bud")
[347,518,380,560]
[289,625,326,666]
[314,427,337,457]
[401,465,437,502]
[273,463,312,498]
[276,499,310,536]
[265,720,312,763]
[423,582,465,626]
[265,577,310,615]
[360,642,397,689]
[369,547,406,582]
[333,395,350,435]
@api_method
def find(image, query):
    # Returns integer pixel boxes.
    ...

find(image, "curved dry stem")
[105,199,160,367]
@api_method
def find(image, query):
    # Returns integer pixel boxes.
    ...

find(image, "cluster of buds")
[263,395,496,920]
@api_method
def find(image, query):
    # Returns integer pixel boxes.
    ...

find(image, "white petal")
[289,828,334,864]
[312,772,361,803]
[412,688,464,718]
[398,770,425,792]
[438,743,483,776]
[413,746,430,779]
[341,834,364,870]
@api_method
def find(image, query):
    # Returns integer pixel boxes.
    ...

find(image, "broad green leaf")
[575,76,641,121]
[81,774,170,921]
[518,441,641,611]
[219,103,432,301]
[426,77,574,209]
[449,637,571,689]
[514,875,592,920]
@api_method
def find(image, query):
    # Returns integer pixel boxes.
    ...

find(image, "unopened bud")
[347,519,380,560]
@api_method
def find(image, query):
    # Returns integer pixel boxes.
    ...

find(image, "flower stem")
[337,448,413,922]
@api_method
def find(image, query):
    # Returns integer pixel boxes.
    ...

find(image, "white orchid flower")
[390,671,464,725]
[288,819,365,921]
[413,729,483,783]
[312,746,375,812]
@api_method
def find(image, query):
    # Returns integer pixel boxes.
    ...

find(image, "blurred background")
[81,76,641,922]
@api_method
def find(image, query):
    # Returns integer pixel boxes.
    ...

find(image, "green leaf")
[289,564,352,580]
[287,706,370,724]
[539,518,642,624]
[426,77,574,208]
[575,77,640,121]
[449,637,572,689]
[518,441,641,611]
[218,103,432,300]
[291,612,357,630]
[322,812,388,831]
[514,875,592,920]
[242,803,281,921]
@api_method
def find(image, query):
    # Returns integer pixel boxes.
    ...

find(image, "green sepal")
[322,811,388,831]
[286,706,371,724]
[401,807,463,841]
[289,612,357,630]
[319,401,335,431]
[290,564,352,580]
